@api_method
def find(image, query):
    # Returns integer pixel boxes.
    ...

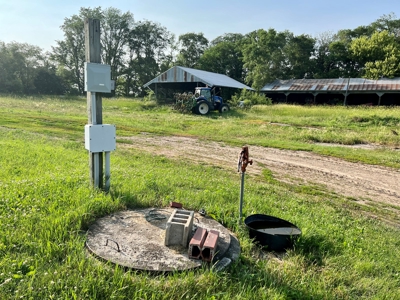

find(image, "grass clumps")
[1,95,400,299]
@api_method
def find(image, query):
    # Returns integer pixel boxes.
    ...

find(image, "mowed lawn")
[0,95,399,299]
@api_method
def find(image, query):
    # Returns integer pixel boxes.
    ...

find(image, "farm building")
[144,66,253,103]
[261,78,400,106]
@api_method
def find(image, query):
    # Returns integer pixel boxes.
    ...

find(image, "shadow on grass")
[295,233,341,267]
[110,189,146,209]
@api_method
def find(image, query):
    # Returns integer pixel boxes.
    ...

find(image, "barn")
[261,78,400,106]
[144,66,253,103]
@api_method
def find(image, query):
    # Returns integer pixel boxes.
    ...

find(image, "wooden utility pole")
[85,18,103,188]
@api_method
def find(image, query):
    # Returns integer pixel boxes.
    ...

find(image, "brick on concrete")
[188,227,208,259]
[201,230,219,262]
[170,201,183,209]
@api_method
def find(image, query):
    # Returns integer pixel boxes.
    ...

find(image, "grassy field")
[0,95,399,299]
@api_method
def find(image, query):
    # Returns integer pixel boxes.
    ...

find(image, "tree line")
[1,7,400,96]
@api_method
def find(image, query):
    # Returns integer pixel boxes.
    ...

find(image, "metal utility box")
[84,62,112,93]
[85,124,116,153]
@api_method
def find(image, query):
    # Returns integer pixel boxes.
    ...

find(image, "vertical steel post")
[105,151,111,192]
[91,93,97,124]
[91,92,100,188]
[237,146,252,225]
[93,153,99,188]
[239,171,245,224]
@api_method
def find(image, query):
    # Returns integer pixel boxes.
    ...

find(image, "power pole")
[85,18,103,188]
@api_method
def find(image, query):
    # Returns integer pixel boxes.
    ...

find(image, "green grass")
[0,95,400,299]
[1,96,399,167]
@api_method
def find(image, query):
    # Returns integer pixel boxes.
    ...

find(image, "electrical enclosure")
[85,124,116,152]
[84,62,112,93]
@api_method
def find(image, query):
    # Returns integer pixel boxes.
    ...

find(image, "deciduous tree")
[101,7,134,95]
[242,29,287,89]
[282,33,315,79]
[350,30,400,79]
[0,41,44,93]
[175,33,208,68]
[198,33,245,82]
[52,7,102,94]
[125,20,174,96]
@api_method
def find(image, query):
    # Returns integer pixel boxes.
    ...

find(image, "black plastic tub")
[245,214,301,251]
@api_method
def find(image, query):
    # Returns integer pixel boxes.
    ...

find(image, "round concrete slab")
[86,208,240,272]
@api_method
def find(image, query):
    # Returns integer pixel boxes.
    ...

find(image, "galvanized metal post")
[237,146,252,225]
[239,171,245,224]
[105,151,111,192]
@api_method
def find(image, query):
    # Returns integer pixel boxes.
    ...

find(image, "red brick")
[170,201,183,209]
[188,227,208,259]
[201,230,219,262]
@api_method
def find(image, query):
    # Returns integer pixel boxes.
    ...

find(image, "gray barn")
[261,78,400,106]
[144,66,253,102]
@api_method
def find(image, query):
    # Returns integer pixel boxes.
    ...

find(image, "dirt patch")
[120,135,400,210]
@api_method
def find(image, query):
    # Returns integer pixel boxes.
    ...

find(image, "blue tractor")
[192,87,230,115]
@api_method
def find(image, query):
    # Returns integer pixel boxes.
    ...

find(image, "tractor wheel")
[219,104,230,113]
[195,100,210,115]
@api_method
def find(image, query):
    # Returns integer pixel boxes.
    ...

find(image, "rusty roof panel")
[262,78,400,92]
[329,84,345,91]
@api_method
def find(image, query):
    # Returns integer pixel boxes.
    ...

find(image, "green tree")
[52,7,102,94]
[282,33,315,79]
[125,20,174,96]
[52,7,134,95]
[33,68,66,94]
[350,30,400,79]
[101,7,134,95]
[0,41,44,93]
[198,33,245,82]
[0,41,23,93]
[312,32,359,78]
[176,33,208,68]
[370,12,400,38]
[242,29,288,89]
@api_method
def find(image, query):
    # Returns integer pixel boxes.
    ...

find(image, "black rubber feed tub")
[245,214,301,251]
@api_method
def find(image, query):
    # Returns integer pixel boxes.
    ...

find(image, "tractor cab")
[194,87,212,102]
[192,86,230,115]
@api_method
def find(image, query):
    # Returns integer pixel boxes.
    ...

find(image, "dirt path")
[121,135,400,209]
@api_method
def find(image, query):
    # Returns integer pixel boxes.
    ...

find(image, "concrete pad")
[86,208,240,272]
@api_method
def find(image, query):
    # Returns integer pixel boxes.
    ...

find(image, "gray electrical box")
[85,124,116,152]
[84,62,112,93]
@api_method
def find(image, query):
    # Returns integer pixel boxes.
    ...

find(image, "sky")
[0,0,398,51]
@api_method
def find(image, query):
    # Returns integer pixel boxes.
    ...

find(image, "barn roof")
[144,66,253,90]
[261,78,400,93]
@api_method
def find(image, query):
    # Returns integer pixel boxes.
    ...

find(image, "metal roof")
[144,66,253,90]
[261,78,400,93]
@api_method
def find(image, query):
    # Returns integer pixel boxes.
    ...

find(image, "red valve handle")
[238,146,252,173]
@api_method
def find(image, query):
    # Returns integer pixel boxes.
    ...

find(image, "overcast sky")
[0,0,398,51]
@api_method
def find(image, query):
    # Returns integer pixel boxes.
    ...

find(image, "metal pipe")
[94,153,99,188]
[237,146,252,224]
[105,151,111,192]
[239,171,245,224]
[91,92,97,124]
[91,92,100,188]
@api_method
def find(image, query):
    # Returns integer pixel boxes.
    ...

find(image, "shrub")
[143,90,156,102]
[230,89,272,108]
